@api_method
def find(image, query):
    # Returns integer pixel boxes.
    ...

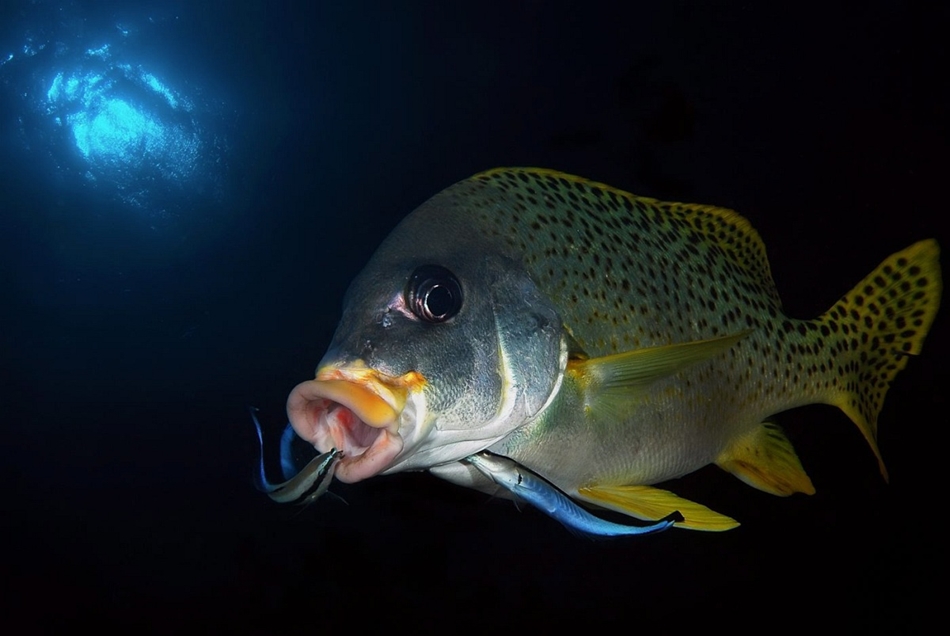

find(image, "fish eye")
[406,265,463,323]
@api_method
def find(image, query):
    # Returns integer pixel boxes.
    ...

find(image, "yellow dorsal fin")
[576,484,739,532]
[568,330,751,393]
[716,421,815,496]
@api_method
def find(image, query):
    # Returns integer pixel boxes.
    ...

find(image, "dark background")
[1,1,945,631]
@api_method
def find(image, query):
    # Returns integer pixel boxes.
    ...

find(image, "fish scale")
[458,169,782,353]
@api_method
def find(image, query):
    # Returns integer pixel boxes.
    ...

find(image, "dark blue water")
[1,1,945,631]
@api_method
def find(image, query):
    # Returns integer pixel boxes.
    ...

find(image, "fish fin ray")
[569,330,752,393]
[576,484,739,531]
[823,239,941,481]
[716,421,815,496]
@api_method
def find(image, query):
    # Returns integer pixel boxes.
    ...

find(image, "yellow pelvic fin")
[577,484,740,532]
[716,421,815,496]
[568,330,751,394]
[822,239,941,481]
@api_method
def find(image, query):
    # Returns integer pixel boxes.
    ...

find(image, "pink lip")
[286,367,424,483]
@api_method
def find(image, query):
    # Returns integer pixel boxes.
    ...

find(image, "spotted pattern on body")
[436,168,940,477]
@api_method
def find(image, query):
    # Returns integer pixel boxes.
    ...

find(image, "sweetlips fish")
[283,168,941,531]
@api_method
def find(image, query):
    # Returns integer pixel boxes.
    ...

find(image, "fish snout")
[286,361,426,483]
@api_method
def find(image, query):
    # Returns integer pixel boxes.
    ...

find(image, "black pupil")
[423,283,454,319]
[407,265,462,323]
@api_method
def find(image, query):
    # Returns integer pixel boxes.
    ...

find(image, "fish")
[465,452,682,537]
[283,168,941,531]
[252,407,342,505]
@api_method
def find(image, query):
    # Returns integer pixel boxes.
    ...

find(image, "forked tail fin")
[820,240,941,480]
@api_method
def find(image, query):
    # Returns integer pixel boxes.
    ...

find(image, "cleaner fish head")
[287,186,566,483]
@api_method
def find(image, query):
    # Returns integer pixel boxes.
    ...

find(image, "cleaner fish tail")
[820,239,941,479]
[279,421,298,480]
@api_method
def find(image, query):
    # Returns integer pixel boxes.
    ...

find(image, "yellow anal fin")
[576,484,740,532]
[716,421,815,497]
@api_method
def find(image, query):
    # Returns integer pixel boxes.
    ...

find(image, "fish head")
[287,186,566,483]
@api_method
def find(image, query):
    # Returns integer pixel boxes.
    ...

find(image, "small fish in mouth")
[252,407,342,505]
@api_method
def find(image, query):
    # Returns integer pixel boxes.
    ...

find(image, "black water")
[1,2,945,632]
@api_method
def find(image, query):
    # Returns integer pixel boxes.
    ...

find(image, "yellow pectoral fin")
[570,330,751,394]
[565,331,752,425]
[716,421,816,497]
[576,484,740,532]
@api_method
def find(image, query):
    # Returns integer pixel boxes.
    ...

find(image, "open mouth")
[286,364,425,483]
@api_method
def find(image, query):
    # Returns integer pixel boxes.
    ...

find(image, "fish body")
[286,168,941,530]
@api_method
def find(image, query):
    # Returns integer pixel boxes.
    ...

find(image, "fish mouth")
[287,361,426,483]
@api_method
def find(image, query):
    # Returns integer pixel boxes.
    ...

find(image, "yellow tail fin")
[822,239,941,480]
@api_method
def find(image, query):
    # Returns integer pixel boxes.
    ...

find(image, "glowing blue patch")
[71,99,161,161]
[142,72,179,110]
[46,72,62,102]
[85,43,110,59]
[1,12,230,217]
[66,76,81,98]
[41,58,211,201]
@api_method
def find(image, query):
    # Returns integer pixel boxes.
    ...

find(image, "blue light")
[71,99,165,162]
[1,8,231,219]
[43,55,201,183]
[41,45,205,200]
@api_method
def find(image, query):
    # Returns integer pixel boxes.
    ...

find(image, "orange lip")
[298,378,399,428]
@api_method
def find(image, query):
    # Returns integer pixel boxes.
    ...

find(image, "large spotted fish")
[281,168,941,531]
